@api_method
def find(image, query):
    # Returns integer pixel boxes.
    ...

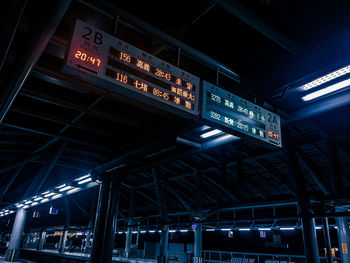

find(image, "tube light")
[24,201,32,205]
[56,184,66,189]
[34,197,43,201]
[280,227,295,231]
[40,198,49,203]
[158,230,162,233]
[78,177,92,185]
[31,202,39,206]
[200,129,223,139]
[149,230,155,233]
[66,188,81,195]
[59,186,73,192]
[258,228,271,231]
[238,228,251,231]
[23,205,29,209]
[180,230,188,232]
[220,228,231,231]
[51,194,63,200]
[169,230,176,233]
[44,193,55,197]
[41,191,50,195]
[301,65,350,91]
[315,226,322,230]
[75,173,91,181]
[16,204,24,208]
[118,231,123,234]
[206,229,216,232]
[140,231,146,233]
[302,78,350,101]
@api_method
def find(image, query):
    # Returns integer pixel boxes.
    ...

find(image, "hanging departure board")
[64,19,199,117]
[202,81,282,147]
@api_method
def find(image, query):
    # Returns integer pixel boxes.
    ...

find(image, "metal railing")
[202,249,341,263]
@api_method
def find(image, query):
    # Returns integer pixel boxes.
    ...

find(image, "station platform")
[0,255,36,263]
[19,248,157,263]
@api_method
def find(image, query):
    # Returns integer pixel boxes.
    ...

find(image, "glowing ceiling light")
[149,230,155,233]
[301,65,350,91]
[59,186,73,192]
[206,229,216,232]
[16,204,24,208]
[56,184,66,189]
[24,201,32,205]
[44,193,55,198]
[315,226,322,230]
[75,173,91,181]
[23,205,29,209]
[66,188,81,195]
[40,198,49,203]
[180,229,188,232]
[78,177,92,184]
[51,194,63,200]
[41,191,50,195]
[220,228,231,231]
[200,129,223,139]
[31,202,39,206]
[140,231,146,233]
[169,230,176,233]
[302,78,350,101]
[34,197,43,201]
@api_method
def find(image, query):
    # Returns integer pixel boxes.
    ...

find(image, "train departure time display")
[202,81,282,147]
[64,20,199,117]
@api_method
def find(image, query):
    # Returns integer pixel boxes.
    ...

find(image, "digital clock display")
[202,81,282,147]
[74,50,101,67]
[64,19,199,117]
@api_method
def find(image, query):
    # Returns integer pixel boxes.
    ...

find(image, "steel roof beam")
[0,0,71,124]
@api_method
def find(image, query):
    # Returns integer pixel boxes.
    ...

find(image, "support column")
[90,175,121,263]
[136,226,140,249]
[125,189,135,258]
[322,217,333,263]
[58,230,68,253]
[193,223,202,263]
[336,208,350,263]
[159,225,169,263]
[153,168,169,263]
[4,208,27,261]
[37,231,46,250]
[284,130,320,263]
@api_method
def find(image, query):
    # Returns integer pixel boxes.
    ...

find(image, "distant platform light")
[279,227,295,231]
[315,226,322,230]
[169,230,176,233]
[180,229,188,232]
[220,228,231,231]
[302,78,350,101]
[149,230,155,233]
[258,228,271,231]
[205,229,216,232]
[200,129,223,139]
[301,65,350,91]
[238,228,251,231]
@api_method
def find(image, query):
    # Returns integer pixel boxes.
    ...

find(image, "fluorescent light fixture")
[258,228,271,231]
[315,226,322,230]
[200,129,223,139]
[280,227,295,231]
[9,211,14,214]
[238,228,251,231]
[149,230,155,233]
[132,231,138,234]
[75,173,91,181]
[16,204,24,208]
[118,231,123,234]
[41,191,50,195]
[302,78,350,101]
[23,205,29,209]
[59,186,73,192]
[180,230,188,232]
[40,198,49,203]
[31,202,39,206]
[66,188,81,195]
[140,231,146,233]
[158,230,162,233]
[78,177,92,185]
[206,229,216,232]
[220,228,231,231]
[301,65,350,91]
[51,194,63,200]
[56,184,66,189]
[44,193,55,198]
[34,197,43,201]
[24,201,32,205]
[169,230,176,233]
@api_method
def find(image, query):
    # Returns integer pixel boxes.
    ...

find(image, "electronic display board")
[64,20,199,117]
[202,81,282,147]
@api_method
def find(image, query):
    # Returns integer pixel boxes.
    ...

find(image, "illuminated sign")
[64,20,199,117]
[201,81,282,147]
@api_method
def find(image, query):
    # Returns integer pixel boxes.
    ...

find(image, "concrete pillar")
[58,230,68,253]
[193,223,202,263]
[322,217,333,263]
[37,231,46,250]
[336,211,350,263]
[4,208,27,261]
[158,225,169,263]
[125,227,132,258]
[85,230,92,253]
[301,217,320,263]
[136,226,140,249]
[90,175,121,263]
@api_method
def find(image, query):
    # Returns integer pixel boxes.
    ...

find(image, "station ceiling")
[1,0,350,230]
